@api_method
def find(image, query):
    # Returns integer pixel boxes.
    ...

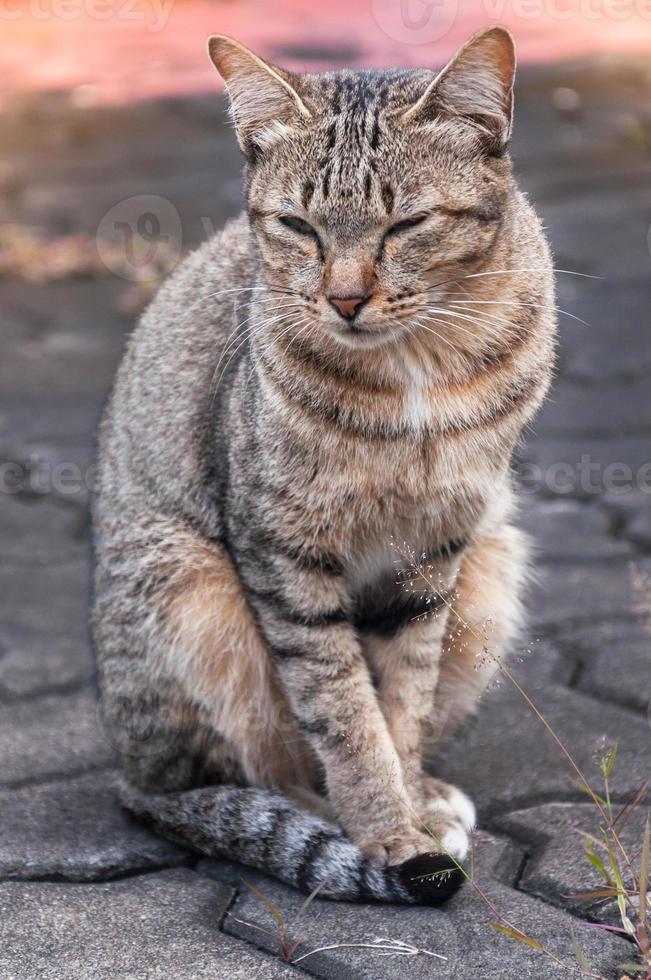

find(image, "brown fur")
[159,535,317,789]
[91,28,556,901]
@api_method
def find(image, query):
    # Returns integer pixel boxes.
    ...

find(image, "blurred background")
[1,2,650,464]
[1,0,651,785]
[3,0,651,104]
[2,1,651,567]
[1,4,651,976]
[0,1,650,767]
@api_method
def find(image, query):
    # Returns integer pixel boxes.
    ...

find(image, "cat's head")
[209,28,517,350]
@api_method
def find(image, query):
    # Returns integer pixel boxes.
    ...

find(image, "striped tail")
[120,781,464,905]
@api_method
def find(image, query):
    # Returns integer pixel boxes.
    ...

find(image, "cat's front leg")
[364,614,475,859]
[243,557,438,865]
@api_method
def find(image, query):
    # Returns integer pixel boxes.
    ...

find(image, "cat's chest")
[326,436,492,518]
[346,534,467,637]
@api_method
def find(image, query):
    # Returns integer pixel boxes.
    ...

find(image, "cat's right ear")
[402,27,516,152]
[208,36,311,160]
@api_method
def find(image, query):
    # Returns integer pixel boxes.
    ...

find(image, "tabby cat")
[92,26,555,905]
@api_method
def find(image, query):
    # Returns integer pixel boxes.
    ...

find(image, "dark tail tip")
[392,852,465,905]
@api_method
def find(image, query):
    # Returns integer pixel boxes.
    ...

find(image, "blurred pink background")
[3,0,651,107]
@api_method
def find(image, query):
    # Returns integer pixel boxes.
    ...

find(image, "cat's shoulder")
[143,211,256,327]
[115,211,257,391]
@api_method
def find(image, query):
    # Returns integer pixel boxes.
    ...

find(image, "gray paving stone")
[513,56,651,177]
[0,400,100,502]
[495,802,648,924]
[215,834,629,979]
[535,376,651,439]
[0,91,232,179]
[0,623,93,699]
[555,277,651,382]
[518,498,634,562]
[4,112,242,249]
[0,557,90,638]
[0,280,130,403]
[433,661,650,818]
[0,770,187,880]
[0,301,33,340]
[0,435,97,508]
[0,495,88,564]
[529,558,650,631]
[602,487,651,520]
[624,508,651,553]
[0,400,101,447]
[493,639,574,686]
[0,689,115,787]
[517,436,651,501]
[600,490,651,553]
[555,619,651,716]
[0,278,128,340]
[542,187,651,278]
[0,425,96,482]
[0,869,297,980]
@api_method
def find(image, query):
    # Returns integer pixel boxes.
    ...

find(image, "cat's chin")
[330,322,405,351]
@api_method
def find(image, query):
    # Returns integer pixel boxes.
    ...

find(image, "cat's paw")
[356,825,450,867]
[421,776,476,829]
[418,776,476,861]
[385,827,452,867]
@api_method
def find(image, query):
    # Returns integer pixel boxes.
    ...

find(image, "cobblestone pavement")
[1,58,650,979]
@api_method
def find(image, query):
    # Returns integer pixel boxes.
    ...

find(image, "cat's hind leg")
[429,522,529,750]
[94,516,464,904]
[94,516,316,793]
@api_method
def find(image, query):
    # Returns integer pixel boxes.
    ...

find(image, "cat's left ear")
[208,35,311,159]
[403,27,516,150]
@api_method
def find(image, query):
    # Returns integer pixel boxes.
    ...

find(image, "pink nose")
[328,295,368,320]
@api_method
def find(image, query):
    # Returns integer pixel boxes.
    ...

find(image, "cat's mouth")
[331,320,405,350]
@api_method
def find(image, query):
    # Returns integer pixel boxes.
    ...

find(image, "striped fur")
[120,781,462,904]
[92,28,555,905]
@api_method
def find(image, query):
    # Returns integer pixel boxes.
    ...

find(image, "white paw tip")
[448,788,476,831]
[441,825,469,861]
[424,797,454,819]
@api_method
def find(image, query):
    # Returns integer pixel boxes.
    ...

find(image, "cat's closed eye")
[278,215,319,239]
[384,214,429,238]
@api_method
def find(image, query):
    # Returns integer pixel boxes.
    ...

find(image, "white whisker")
[422,308,504,343]
[447,304,514,332]
[245,316,312,391]
[430,266,599,290]
[450,298,589,326]
[411,316,462,356]
[210,308,304,405]
[219,300,303,368]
